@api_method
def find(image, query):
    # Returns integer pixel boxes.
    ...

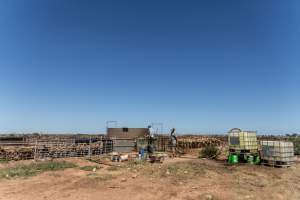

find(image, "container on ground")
[260,141,294,167]
[247,155,254,164]
[228,128,258,154]
[228,153,238,164]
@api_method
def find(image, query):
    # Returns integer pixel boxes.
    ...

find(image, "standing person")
[170,128,177,157]
[148,125,155,138]
[147,125,156,154]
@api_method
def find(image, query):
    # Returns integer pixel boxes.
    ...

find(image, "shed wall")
[107,128,149,139]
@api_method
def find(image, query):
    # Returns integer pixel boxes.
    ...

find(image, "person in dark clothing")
[170,128,177,157]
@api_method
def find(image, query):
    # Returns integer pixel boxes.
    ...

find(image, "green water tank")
[254,155,260,165]
[247,155,254,164]
[228,154,238,164]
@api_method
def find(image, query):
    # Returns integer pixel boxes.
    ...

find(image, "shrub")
[199,145,220,159]
[293,137,300,155]
[294,145,300,155]
[289,137,300,155]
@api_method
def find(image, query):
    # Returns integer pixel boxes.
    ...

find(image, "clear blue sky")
[0,0,299,134]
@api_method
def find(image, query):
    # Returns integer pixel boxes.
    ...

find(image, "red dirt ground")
[0,156,299,200]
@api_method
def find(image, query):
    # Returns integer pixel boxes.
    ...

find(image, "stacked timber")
[0,136,113,161]
[0,146,34,160]
[35,141,107,158]
[177,136,222,151]
[154,135,223,152]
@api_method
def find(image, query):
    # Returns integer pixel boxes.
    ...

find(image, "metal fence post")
[88,136,91,159]
[34,138,38,161]
[100,136,102,155]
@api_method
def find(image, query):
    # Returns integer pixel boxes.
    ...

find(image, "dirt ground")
[0,155,299,200]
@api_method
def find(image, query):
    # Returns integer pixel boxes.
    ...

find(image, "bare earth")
[0,156,299,200]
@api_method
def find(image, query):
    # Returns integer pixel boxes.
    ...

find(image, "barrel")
[247,155,254,164]
[228,154,238,164]
[254,155,260,165]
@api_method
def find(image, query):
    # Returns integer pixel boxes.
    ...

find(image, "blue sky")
[0,0,299,134]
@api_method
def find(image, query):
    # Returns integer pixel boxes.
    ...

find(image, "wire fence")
[0,134,227,161]
[0,137,113,161]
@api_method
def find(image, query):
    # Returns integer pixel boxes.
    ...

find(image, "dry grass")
[131,160,207,182]
[107,165,121,171]
[160,161,206,178]
[0,161,77,179]
[79,165,101,171]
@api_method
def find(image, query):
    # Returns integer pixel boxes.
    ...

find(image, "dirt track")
[0,156,299,200]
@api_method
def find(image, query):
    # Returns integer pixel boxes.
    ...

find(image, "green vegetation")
[199,145,220,159]
[0,159,9,164]
[0,161,77,179]
[107,165,120,171]
[288,136,300,155]
[79,165,101,171]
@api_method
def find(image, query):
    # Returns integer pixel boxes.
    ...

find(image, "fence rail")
[0,137,113,161]
[0,134,225,161]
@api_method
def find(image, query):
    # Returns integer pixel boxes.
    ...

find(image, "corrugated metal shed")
[107,128,149,139]
[107,128,149,153]
[113,139,136,153]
